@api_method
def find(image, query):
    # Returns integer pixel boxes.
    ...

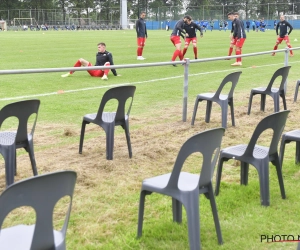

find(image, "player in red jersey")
[170,15,190,66]
[136,11,148,60]
[61,42,120,80]
[183,19,203,59]
[272,15,293,56]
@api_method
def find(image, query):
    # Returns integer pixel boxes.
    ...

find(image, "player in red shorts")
[61,42,120,80]
[272,15,293,56]
[183,19,203,59]
[170,15,190,66]
[228,12,246,66]
[136,11,147,60]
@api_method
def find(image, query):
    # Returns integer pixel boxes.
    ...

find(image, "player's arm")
[107,53,118,76]
[287,22,293,35]
[176,20,186,34]
[135,19,139,35]
[194,22,203,36]
[145,25,148,38]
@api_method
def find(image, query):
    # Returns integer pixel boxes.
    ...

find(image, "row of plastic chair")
[191,66,291,128]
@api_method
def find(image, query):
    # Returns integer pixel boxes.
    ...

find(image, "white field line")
[0,60,299,102]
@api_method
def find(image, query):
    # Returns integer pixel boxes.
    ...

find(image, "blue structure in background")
[146,20,300,30]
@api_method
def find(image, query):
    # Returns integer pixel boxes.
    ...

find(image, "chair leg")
[273,95,280,113]
[279,136,287,168]
[205,101,212,123]
[215,158,225,196]
[3,145,16,186]
[240,161,249,185]
[123,120,132,158]
[172,198,182,223]
[229,99,235,127]
[247,92,254,115]
[79,121,88,154]
[207,183,223,245]
[260,94,266,112]
[191,98,200,126]
[137,190,149,238]
[294,80,300,102]
[27,141,38,176]
[221,103,228,129]
[272,154,286,199]
[257,160,270,206]
[184,194,200,250]
[281,94,287,110]
[296,141,300,165]
[105,124,115,160]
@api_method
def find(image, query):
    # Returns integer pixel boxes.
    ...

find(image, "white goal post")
[13,18,38,26]
[0,20,7,31]
[68,18,92,27]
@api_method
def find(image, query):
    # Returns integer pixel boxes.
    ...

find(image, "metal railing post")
[284,47,289,94]
[182,58,190,122]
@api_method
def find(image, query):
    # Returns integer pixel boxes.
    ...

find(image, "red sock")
[273,45,278,51]
[236,50,241,62]
[140,47,144,56]
[70,60,82,74]
[137,47,142,56]
[288,45,293,55]
[179,51,183,60]
[182,48,187,57]
[228,47,233,56]
[172,50,180,61]
[193,47,198,59]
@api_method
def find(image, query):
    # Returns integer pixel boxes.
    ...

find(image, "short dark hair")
[97,42,106,47]
[184,15,192,21]
[233,12,239,16]
[140,11,146,15]
[227,12,233,16]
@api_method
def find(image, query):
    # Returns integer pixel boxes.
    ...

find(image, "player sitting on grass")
[61,42,120,80]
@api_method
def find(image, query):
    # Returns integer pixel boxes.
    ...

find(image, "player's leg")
[192,39,198,59]
[272,38,282,56]
[61,58,89,77]
[182,38,191,57]
[171,36,182,64]
[231,38,244,66]
[228,38,235,57]
[284,36,293,56]
[101,62,110,80]
[137,37,145,60]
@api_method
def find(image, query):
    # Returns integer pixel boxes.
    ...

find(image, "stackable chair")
[79,86,136,160]
[191,71,242,128]
[215,110,290,206]
[137,128,225,250]
[0,100,40,186]
[247,66,291,114]
[0,170,77,250]
[280,130,300,167]
[294,80,300,102]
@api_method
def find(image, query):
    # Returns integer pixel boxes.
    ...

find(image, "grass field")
[1,28,300,250]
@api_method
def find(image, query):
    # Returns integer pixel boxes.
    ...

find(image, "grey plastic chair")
[0,99,40,186]
[280,130,300,167]
[215,110,290,206]
[294,80,300,102]
[79,86,136,160]
[247,66,291,114]
[191,71,242,128]
[137,128,225,250]
[0,170,77,250]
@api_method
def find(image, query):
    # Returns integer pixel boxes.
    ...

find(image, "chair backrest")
[214,71,242,99]
[0,100,40,143]
[95,86,136,123]
[244,110,290,157]
[265,66,291,91]
[167,128,225,189]
[0,170,77,250]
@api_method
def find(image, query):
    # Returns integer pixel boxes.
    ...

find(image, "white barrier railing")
[0,47,299,122]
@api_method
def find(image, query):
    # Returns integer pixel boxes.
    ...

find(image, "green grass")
[1,28,300,250]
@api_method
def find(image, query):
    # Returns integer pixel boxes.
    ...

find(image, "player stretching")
[272,15,293,57]
[136,11,147,60]
[170,15,189,66]
[229,12,246,66]
[61,42,119,80]
[227,12,238,59]
[183,19,203,59]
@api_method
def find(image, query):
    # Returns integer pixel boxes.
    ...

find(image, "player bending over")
[61,42,120,80]
[183,19,203,59]
[272,15,293,57]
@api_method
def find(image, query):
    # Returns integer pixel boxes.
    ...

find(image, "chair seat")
[283,129,300,140]
[0,132,16,146]
[222,144,269,159]
[0,224,64,250]
[84,112,129,123]
[252,87,279,93]
[143,172,199,192]
[198,93,229,101]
